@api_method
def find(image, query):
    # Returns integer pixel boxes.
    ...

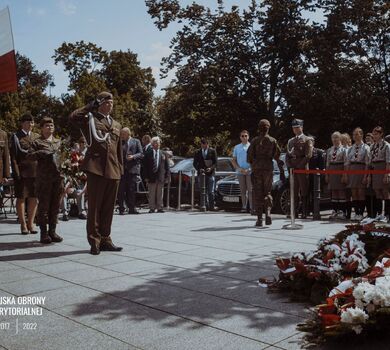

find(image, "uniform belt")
[329,162,344,165]
[349,162,365,165]
[372,161,386,164]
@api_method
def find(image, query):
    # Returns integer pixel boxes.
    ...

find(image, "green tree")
[53,42,158,139]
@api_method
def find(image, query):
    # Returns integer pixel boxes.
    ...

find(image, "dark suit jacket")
[122,138,143,175]
[193,147,217,176]
[9,130,39,179]
[0,130,10,179]
[144,148,170,183]
[69,105,123,180]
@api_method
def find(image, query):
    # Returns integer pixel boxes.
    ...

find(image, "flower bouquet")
[298,256,390,346]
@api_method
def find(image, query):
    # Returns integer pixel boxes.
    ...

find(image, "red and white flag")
[0,7,17,93]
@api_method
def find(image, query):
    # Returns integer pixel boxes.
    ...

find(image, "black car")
[215,155,331,214]
[168,157,236,206]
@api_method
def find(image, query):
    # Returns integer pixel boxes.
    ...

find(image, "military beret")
[97,91,113,104]
[259,119,271,128]
[19,112,34,123]
[292,119,304,127]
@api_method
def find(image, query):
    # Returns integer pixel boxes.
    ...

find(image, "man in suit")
[9,113,39,235]
[69,91,123,255]
[286,119,313,219]
[193,138,218,210]
[118,127,143,215]
[144,137,170,213]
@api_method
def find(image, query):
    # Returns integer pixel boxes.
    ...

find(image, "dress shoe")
[240,208,247,213]
[119,210,125,215]
[21,226,29,235]
[149,209,155,213]
[90,246,100,255]
[62,213,69,222]
[78,212,87,220]
[157,209,165,213]
[100,243,123,252]
[265,216,272,226]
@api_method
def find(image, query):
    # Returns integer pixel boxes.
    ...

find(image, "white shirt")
[21,129,31,136]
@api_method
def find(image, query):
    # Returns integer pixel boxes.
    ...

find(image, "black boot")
[255,215,263,227]
[255,207,263,227]
[48,224,63,243]
[40,225,52,244]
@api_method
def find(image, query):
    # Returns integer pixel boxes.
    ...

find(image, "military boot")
[40,225,52,244]
[255,207,263,227]
[48,224,63,243]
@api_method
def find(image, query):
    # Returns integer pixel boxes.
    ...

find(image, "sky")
[0,0,323,97]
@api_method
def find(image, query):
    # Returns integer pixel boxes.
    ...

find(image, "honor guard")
[286,119,313,219]
[69,91,124,255]
[247,119,284,227]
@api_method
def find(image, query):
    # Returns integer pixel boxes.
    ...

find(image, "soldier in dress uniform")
[0,128,10,185]
[69,91,123,255]
[286,119,313,219]
[345,128,370,221]
[9,113,39,235]
[326,132,348,220]
[247,119,284,227]
[369,126,390,220]
[29,117,63,244]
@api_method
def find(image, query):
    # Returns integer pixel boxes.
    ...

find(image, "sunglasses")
[240,135,248,138]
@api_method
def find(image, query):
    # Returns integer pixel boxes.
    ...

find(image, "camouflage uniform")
[247,120,283,226]
[30,136,64,242]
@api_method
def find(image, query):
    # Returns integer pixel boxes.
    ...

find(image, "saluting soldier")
[0,128,10,185]
[369,126,390,220]
[326,132,348,220]
[345,128,370,221]
[29,117,64,244]
[286,119,313,219]
[9,113,39,235]
[69,91,123,255]
[247,119,284,227]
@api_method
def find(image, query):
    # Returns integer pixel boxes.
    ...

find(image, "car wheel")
[273,187,290,215]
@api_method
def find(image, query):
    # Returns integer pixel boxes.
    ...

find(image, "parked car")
[215,154,331,214]
[168,157,236,206]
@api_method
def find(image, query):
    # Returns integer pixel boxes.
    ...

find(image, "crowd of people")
[1,90,390,253]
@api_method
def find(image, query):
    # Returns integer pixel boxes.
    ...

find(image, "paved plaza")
[0,211,386,350]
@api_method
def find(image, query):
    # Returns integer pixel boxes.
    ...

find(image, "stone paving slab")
[0,210,366,349]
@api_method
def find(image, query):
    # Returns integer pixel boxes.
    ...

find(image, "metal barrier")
[313,171,321,220]
[165,176,171,210]
[191,169,195,210]
[283,168,303,230]
[199,170,207,212]
[177,170,182,211]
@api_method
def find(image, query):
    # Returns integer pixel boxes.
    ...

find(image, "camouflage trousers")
[36,175,64,226]
[251,170,273,215]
